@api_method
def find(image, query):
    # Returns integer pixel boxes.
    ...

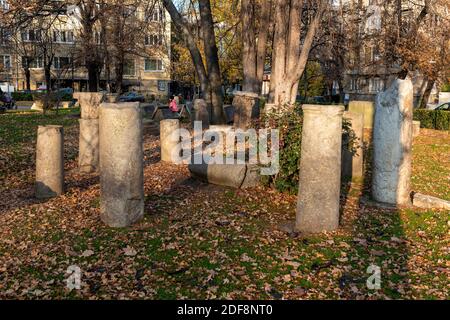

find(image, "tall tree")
[240,0,272,94]
[269,0,325,107]
[162,0,225,124]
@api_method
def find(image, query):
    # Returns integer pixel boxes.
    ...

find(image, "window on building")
[54,56,72,69]
[123,59,136,76]
[350,78,359,92]
[53,30,74,43]
[369,78,384,93]
[145,34,163,46]
[0,28,10,44]
[22,56,44,69]
[21,29,42,42]
[146,7,164,22]
[144,58,163,71]
[0,55,11,70]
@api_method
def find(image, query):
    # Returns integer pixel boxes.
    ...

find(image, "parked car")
[435,102,450,111]
[118,92,145,102]
[0,92,16,110]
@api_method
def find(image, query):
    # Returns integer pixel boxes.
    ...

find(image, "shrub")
[414,109,449,130]
[441,83,450,92]
[11,92,33,101]
[261,104,356,194]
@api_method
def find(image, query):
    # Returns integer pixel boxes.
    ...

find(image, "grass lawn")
[0,111,448,299]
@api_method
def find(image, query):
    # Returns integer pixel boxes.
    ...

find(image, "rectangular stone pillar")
[372,79,413,205]
[232,91,260,129]
[99,103,144,227]
[160,119,180,163]
[296,105,344,233]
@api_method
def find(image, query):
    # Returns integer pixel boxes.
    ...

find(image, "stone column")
[341,111,364,181]
[79,119,99,173]
[104,93,119,103]
[232,91,260,129]
[192,99,210,129]
[160,119,180,163]
[75,92,104,173]
[296,105,344,233]
[35,125,64,199]
[73,92,104,119]
[372,79,413,205]
[99,103,144,227]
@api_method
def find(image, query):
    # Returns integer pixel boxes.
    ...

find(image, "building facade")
[0,0,171,99]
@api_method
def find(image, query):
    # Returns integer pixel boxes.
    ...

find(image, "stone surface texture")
[296,105,344,233]
[99,103,144,227]
[35,125,64,198]
[413,120,421,138]
[348,101,375,128]
[188,163,260,189]
[372,79,413,205]
[342,111,364,180]
[160,119,180,163]
[232,91,260,129]
[413,193,450,210]
[74,92,104,119]
[78,119,99,173]
[192,99,210,128]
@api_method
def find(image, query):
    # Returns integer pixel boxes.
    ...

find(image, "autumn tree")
[269,0,326,107]
[162,0,225,124]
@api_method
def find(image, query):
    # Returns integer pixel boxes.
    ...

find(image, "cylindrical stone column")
[35,125,64,199]
[341,111,364,181]
[73,92,104,119]
[296,105,344,233]
[372,79,413,205]
[160,119,180,163]
[79,119,99,173]
[99,103,144,227]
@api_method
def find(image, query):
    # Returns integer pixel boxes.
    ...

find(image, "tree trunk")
[242,0,272,94]
[420,78,435,109]
[87,63,99,92]
[269,0,324,108]
[114,60,124,94]
[198,0,225,124]
[25,67,31,91]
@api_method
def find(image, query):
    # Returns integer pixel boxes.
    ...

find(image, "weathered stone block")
[372,79,413,205]
[413,193,450,210]
[348,101,375,128]
[232,91,260,129]
[413,120,421,138]
[296,105,344,233]
[192,99,210,128]
[99,103,144,227]
[35,125,64,198]
[74,92,104,119]
[160,119,180,163]
[79,119,99,173]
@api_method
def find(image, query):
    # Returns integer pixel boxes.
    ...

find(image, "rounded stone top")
[100,102,140,110]
[38,125,63,130]
[302,104,345,115]
[233,91,259,98]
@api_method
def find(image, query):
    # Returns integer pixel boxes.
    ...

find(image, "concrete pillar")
[192,99,209,129]
[35,125,64,199]
[372,79,413,205]
[99,103,144,227]
[341,111,364,181]
[74,92,104,119]
[232,91,260,129]
[79,119,99,173]
[296,105,344,233]
[160,119,180,163]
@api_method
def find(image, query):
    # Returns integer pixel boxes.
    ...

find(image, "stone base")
[413,121,421,138]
